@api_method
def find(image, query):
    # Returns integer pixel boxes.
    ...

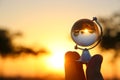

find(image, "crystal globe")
[71,19,100,47]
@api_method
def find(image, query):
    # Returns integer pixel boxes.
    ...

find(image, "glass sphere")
[71,19,100,47]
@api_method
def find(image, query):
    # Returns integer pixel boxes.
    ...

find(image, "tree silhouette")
[99,12,120,80]
[0,29,14,54]
[99,12,120,60]
[0,28,47,57]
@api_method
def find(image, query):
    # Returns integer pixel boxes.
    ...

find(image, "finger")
[86,54,104,80]
[65,51,86,80]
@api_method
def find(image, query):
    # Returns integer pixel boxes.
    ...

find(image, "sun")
[47,53,64,70]
[81,28,89,34]
[40,38,71,75]
[44,45,67,73]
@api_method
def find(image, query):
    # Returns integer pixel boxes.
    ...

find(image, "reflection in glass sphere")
[71,19,100,47]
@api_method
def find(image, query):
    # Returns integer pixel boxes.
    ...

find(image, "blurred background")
[0,0,120,80]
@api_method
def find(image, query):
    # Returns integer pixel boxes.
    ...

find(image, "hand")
[64,51,104,80]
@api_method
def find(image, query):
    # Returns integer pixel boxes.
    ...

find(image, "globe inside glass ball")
[71,19,100,47]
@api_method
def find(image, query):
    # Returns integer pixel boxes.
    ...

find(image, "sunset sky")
[0,0,120,79]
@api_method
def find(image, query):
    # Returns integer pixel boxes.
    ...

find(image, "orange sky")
[0,0,120,79]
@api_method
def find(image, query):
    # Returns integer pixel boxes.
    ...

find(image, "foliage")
[0,28,47,57]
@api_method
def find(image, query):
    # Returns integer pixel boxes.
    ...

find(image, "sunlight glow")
[44,40,68,71]
[46,47,66,70]
[83,29,89,33]
[81,29,90,34]
[47,53,64,70]
[0,0,120,79]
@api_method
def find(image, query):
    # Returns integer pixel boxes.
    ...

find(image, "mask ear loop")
[74,17,103,50]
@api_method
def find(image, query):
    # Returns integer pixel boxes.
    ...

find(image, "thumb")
[86,54,104,80]
[65,51,86,80]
